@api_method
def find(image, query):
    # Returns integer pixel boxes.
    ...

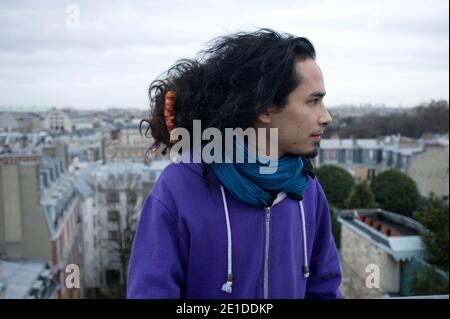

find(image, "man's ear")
[257,106,277,125]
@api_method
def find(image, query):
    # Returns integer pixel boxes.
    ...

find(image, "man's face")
[267,58,332,158]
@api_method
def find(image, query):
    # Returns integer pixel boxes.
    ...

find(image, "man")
[128,28,342,298]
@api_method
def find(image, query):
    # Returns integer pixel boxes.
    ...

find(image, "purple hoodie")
[127,160,342,299]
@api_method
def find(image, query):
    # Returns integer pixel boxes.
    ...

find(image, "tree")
[108,206,138,298]
[99,173,143,298]
[345,180,377,209]
[324,100,449,139]
[408,194,449,296]
[370,169,420,217]
[410,262,449,296]
[329,206,341,249]
[413,194,449,268]
[314,165,355,209]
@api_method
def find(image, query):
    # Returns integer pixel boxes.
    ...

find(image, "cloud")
[0,0,448,109]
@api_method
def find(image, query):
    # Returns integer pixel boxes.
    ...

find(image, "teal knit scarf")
[210,141,309,207]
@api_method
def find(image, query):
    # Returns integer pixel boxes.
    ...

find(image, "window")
[107,210,120,222]
[346,150,353,162]
[354,149,363,163]
[105,269,121,286]
[108,230,119,241]
[396,154,402,168]
[324,150,337,161]
[377,150,383,163]
[106,192,119,204]
[402,156,409,170]
[338,150,345,163]
[127,191,137,206]
[367,168,376,181]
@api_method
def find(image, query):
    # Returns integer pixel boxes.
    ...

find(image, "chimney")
[389,229,398,237]
[372,221,381,231]
[380,225,389,236]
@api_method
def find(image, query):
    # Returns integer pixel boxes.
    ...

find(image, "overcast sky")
[0,0,448,110]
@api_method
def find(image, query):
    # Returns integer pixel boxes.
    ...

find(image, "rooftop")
[338,209,426,262]
[321,138,382,149]
[0,259,50,299]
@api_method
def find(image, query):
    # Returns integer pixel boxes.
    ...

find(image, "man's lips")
[310,132,323,141]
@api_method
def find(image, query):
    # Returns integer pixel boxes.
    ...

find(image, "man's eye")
[309,99,319,105]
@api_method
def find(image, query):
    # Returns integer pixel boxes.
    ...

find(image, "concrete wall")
[407,145,449,197]
[19,163,51,261]
[81,196,101,288]
[0,163,51,260]
[0,165,23,257]
[340,225,401,298]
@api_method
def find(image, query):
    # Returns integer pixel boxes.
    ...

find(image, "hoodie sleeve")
[127,194,188,299]
[305,180,343,299]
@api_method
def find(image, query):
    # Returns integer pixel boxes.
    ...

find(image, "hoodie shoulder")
[148,162,219,212]
[151,162,201,195]
[156,162,216,184]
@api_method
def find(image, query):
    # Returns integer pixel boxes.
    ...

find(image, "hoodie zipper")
[262,193,287,299]
[263,206,271,299]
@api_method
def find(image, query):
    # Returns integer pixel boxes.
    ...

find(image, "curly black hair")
[140,28,316,182]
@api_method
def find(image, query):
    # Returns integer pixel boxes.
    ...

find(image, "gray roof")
[321,137,426,156]
[0,113,20,130]
[69,160,170,193]
[122,123,140,130]
[40,156,76,236]
[321,139,382,149]
[0,259,47,299]
[95,161,170,184]
[73,174,95,198]
[71,163,100,198]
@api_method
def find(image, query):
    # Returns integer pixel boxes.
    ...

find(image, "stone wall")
[340,225,400,298]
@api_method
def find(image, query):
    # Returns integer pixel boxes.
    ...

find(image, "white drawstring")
[219,188,309,295]
[299,201,310,278]
[220,186,233,294]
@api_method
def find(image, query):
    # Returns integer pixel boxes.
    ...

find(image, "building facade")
[42,109,72,134]
[317,135,449,197]
[0,153,84,298]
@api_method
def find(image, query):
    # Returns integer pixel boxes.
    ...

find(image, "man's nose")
[319,106,332,126]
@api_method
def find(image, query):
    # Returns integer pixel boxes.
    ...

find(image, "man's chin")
[285,143,320,158]
[303,150,318,159]
[301,144,319,158]
[289,148,318,159]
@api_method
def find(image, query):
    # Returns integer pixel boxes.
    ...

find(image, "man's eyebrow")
[307,91,326,98]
